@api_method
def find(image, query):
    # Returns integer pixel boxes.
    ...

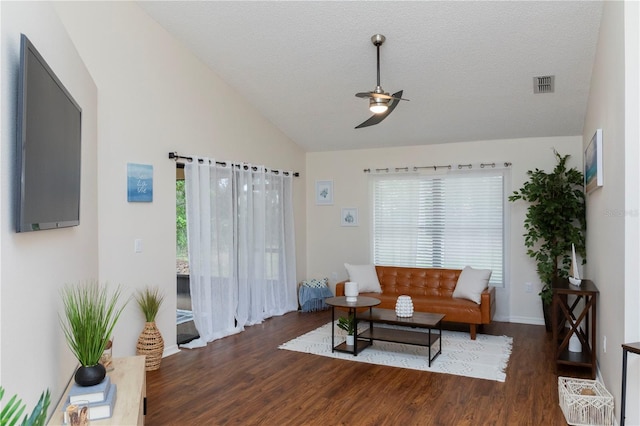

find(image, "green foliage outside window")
[176,180,188,261]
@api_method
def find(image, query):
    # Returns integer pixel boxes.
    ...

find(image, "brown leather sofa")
[336,265,496,340]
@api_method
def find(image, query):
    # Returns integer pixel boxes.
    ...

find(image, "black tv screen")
[16,34,82,232]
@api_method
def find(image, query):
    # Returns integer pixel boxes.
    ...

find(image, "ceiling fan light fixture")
[369,98,389,114]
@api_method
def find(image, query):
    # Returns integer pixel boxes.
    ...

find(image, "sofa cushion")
[452,266,492,304]
[344,263,382,293]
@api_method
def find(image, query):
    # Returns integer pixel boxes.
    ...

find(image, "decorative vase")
[74,363,106,387]
[136,321,164,371]
[344,281,359,302]
[395,295,414,317]
[346,335,355,346]
[569,333,582,352]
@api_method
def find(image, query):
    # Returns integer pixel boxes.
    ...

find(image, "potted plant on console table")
[509,150,586,330]
[59,282,128,386]
[337,313,356,346]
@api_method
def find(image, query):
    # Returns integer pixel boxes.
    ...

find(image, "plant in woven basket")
[59,282,128,386]
[135,286,165,371]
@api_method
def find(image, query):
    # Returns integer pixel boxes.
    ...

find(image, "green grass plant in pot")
[135,286,165,371]
[59,282,128,386]
[337,313,356,346]
[509,150,586,329]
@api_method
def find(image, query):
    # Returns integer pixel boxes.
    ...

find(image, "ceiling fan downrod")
[372,34,385,91]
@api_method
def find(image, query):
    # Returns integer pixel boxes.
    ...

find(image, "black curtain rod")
[168,152,299,177]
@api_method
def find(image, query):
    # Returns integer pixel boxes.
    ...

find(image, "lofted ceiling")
[137,1,603,152]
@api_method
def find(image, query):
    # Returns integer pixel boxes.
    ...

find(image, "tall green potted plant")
[59,282,128,386]
[509,150,586,329]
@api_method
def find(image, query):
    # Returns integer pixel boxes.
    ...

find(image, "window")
[176,169,189,275]
[372,170,506,287]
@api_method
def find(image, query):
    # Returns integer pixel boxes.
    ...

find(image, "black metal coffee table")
[356,308,445,366]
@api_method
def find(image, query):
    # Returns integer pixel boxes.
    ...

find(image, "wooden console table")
[49,356,146,425]
[551,278,599,379]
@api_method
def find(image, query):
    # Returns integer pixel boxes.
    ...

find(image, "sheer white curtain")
[182,157,297,348]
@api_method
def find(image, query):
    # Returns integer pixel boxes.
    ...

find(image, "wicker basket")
[558,377,614,426]
[136,321,164,371]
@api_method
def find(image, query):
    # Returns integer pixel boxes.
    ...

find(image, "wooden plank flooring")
[145,310,590,425]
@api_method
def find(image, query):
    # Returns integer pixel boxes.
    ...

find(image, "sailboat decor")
[568,244,582,286]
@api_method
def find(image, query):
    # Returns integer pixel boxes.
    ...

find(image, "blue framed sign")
[127,163,153,202]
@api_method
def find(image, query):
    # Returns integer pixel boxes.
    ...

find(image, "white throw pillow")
[344,263,382,293]
[453,266,492,304]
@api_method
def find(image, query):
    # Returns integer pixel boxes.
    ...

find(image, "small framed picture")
[315,180,333,205]
[341,208,358,226]
[127,163,153,202]
[585,128,603,193]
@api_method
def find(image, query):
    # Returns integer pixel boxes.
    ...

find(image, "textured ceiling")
[137,1,603,152]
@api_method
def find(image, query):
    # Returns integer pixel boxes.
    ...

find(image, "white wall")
[583,1,640,423]
[53,0,306,363]
[306,136,582,324]
[0,0,306,416]
[623,1,640,423]
[0,1,98,410]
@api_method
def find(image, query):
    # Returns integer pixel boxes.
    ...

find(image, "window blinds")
[372,171,505,287]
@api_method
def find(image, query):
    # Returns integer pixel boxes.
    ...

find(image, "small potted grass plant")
[60,282,127,386]
[337,313,356,346]
[135,286,165,371]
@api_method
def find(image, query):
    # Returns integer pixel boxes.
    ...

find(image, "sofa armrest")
[480,286,496,323]
[335,281,347,296]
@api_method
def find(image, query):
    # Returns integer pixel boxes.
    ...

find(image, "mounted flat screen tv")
[16,34,82,232]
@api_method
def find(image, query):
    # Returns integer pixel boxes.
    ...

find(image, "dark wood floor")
[146,310,590,425]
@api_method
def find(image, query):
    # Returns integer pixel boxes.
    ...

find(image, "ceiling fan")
[355,34,409,129]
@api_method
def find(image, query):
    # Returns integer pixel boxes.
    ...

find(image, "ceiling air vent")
[534,75,555,93]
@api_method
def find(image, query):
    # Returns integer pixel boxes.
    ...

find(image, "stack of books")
[62,375,117,423]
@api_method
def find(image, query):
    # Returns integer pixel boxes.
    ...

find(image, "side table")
[621,342,640,426]
[551,278,599,379]
[325,296,380,356]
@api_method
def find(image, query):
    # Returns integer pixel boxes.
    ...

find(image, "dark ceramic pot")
[74,363,106,386]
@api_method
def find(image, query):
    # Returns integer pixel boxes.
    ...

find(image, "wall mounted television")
[16,34,82,232]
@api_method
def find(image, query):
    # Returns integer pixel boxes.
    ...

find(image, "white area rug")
[279,321,513,382]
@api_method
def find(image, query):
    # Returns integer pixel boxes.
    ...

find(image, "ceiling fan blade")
[355,90,403,129]
[355,92,372,99]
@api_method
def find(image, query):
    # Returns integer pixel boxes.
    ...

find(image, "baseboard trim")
[163,344,180,358]
[508,316,545,326]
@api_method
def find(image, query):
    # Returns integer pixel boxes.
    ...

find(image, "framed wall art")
[315,180,333,205]
[341,208,358,226]
[127,163,153,202]
[585,128,603,193]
